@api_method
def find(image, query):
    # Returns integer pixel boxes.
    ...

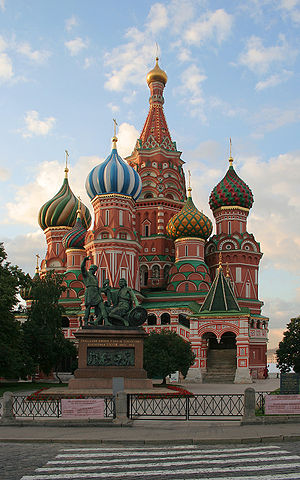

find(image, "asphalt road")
[1,442,300,480]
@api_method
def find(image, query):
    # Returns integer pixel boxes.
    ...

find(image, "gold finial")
[76,196,82,217]
[65,150,69,178]
[187,170,192,197]
[35,254,40,274]
[226,262,230,278]
[112,118,118,149]
[229,138,233,167]
[218,252,223,270]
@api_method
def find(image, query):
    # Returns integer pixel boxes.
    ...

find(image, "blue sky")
[1,0,300,349]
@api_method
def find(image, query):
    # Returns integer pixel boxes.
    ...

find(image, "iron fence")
[128,393,245,420]
[11,395,114,419]
[256,391,270,414]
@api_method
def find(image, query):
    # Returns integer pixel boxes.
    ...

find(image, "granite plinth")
[68,327,153,391]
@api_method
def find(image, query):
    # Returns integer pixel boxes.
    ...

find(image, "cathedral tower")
[126,58,186,290]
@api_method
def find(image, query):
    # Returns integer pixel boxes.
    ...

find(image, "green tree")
[143,330,195,384]
[0,242,33,378]
[23,271,77,379]
[277,316,300,374]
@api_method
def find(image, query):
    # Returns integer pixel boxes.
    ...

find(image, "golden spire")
[65,149,69,178]
[76,196,82,217]
[35,254,40,274]
[218,252,223,270]
[229,138,233,167]
[112,118,118,149]
[187,170,192,197]
[226,262,230,278]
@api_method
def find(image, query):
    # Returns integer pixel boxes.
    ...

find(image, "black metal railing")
[128,393,245,420]
[11,395,114,419]
[256,391,270,415]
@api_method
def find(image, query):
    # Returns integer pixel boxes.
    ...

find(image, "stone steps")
[203,348,236,384]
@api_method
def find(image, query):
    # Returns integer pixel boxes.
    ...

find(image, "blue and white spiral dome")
[85,139,142,201]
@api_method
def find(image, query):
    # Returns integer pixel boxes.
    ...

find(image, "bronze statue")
[81,256,111,326]
[109,278,139,326]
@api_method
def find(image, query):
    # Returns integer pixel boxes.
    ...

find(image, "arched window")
[147,314,157,325]
[161,313,171,325]
[178,314,190,328]
[246,282,250,298]
[61,316,70,328]
[152,265,160,279]
[140,265,148,287]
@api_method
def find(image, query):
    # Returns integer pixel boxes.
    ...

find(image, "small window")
[145,224,150,237]
[228,221,231,235]
[161,313,170,325]
[121,268,127,282]
[101,268,106,286]
[236,267,241,283]
[147,314,157,326]
[72,256,75,266]
[105,210,109,226]
[120,233,127,240]
[240,222,243,233]
[56,243,59,255]
[185,245,188,256]
[185,283,189,292]
[246,282,250,298]
[119,210,123,226]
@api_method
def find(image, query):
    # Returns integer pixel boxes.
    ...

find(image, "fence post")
[242,387,256,422]
[1,392,15,422]
[114,392,131,424]
[186,396,190,420]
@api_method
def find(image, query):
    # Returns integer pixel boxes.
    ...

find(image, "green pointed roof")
[200,266,240,312]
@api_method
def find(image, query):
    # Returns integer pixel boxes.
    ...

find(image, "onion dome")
[146,57,168,86]
[62,209,86,250]
[38,165,92,231]
[209,153,254,211]
[166,188,213,240]
[85,136,142,201]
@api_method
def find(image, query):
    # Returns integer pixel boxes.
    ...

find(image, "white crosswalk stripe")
[20,444,300,480]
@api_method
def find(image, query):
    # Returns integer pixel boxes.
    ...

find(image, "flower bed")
[137,385,193,399]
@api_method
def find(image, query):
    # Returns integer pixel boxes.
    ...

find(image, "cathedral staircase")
[203,349,236,383]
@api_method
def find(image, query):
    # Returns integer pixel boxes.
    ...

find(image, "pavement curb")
[1,435,300,445]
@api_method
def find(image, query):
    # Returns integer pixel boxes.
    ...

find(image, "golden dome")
[146,57,168,86]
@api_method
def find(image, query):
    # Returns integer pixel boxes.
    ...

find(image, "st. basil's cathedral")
[28,58,268,383]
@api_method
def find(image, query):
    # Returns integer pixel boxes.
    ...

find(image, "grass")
[0,382,67,397]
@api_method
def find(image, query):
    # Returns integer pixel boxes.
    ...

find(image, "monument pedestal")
[68,327,153,391]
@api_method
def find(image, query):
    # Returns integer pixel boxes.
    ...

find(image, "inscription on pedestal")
[87,347,135,367]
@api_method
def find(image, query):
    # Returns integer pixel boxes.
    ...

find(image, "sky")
[0,0,300,350]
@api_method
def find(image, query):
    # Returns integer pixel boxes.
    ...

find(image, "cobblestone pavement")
[1,442,300,480]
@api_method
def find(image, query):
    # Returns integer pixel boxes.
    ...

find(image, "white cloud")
[0,166,9,181]
[65,37,88,56]
[279,0,300,23]
[255,70,293,91]
[0,0,5,12]
[251,105,300,135]
[65,15,78,32]
[16,42,51,63]
[239,152,300,272]
[83,57,94,69]
[22,110,56,138]
[176,64,207,121]
[146,2,168,34]
[3,231,45,276]
[107,103,120,113]
[184,9,233,46]
[237,35,297,75]
[0,35,7,51]
[0,52,13,80]
[4,156,101,228]
[117,122,139,158]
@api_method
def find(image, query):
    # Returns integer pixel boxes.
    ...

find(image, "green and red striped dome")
[62,212,87,250]
[166,192,212,241]
[209,165,253,211]
[38,174,91,231]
